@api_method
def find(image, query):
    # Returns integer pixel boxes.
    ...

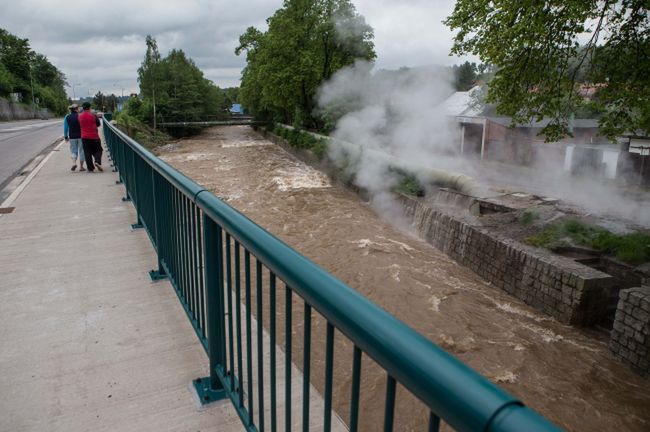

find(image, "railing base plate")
[122,196,131,202]
[131,223,144,230]
[149,270,168,281]
[192,377,226,406]
[115,180,122,184]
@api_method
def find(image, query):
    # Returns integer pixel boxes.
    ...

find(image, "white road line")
[0,139,65,210]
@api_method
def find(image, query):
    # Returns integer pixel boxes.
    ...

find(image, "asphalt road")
[0,119,62,191]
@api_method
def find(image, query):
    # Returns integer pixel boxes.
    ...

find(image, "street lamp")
[113,83,125,112]
[113,83,125,98]
[71,82,82,100]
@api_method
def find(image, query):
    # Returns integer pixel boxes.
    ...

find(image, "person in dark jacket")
[63,104,85,171]
[79,102,103,172]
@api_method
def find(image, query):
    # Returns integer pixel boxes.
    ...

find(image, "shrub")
[519,210,540,225]
[524,220,650,265]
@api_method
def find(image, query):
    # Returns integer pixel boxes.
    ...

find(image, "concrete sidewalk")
[0,141,242,431]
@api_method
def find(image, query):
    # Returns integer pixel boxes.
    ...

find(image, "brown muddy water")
[158,126,649,431]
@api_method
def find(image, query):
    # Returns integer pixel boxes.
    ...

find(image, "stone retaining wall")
[609,287,650,377]
[260,127,616,326]
[398,195,614,325]
[0,98,49,121]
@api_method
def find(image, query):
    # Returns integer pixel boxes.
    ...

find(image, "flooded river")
[158,126,649,431]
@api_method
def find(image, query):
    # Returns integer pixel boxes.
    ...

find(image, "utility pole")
[71,83,81,100]
[29,64,36,115]
[153,79,157,133]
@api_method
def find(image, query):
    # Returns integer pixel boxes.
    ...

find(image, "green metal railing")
[103,119,562,432]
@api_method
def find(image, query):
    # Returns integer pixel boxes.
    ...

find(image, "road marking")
[0,140,65,210]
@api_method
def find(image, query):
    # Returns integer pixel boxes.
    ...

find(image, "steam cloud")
[316,61,650,229]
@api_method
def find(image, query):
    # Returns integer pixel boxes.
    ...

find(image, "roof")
[439,86,483,117]
[487,117,599,129]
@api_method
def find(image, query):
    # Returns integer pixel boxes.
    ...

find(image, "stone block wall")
[0,98,49,121]
[398,194,614,326]
[609,287,650,377]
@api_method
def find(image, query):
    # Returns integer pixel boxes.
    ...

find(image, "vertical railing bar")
[181,195,190,306]
[285,285,292,432]
[245,251,254,426]
[302,303,311,432]
[187,199,196,321]
[202,215,226,395]
[383,375,397,432]
[183,196,191,312]
[176,191,183,289]
[323,323,334,432]
[170,188,178,285]
[226,233,235,391]
[349,346,362,432]
[256,259,265,432]
[191,199,199,320]
[269,272,277,432]
[196,205,206,337]
[173,188,178,279]
[190,201,200,322]
[235,241,244,408]
[176,191,184,297]
[428,412,441,432]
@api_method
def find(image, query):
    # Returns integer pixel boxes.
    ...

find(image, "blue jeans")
[69,138,84,162]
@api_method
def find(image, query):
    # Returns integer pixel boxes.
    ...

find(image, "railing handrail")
[103,119,561,432]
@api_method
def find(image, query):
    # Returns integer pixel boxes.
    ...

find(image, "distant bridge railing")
[157,118,263,127]
[102,119,561,432]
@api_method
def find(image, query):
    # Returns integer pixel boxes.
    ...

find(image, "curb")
[0,139,64,209]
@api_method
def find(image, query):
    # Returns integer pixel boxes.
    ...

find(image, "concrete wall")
[0,97,49,121]
[609,287,650,377]
[398,195,615,326]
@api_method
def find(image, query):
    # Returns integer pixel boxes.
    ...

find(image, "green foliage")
[519,210,540,226]
[393,176,425,197]
[390,168,425,197]
[0,28,67,114]
[524,220,650,265]
[445,1,650,141]
[134,36,229,136]
[273,126,329,159]
[224,87,240,105]
[115,110,172,150]
[452,61,477,91]
[236,0,376,129]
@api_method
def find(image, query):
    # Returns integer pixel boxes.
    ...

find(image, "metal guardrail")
[102,119,562,432]
[157,119,263,127]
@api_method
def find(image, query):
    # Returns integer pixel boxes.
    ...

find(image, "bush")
[519,210,540,225]
[272,125,330,160]
[524,220,650,265]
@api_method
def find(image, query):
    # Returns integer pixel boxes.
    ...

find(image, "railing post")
[193,214,227,404]
[130,149,143,229]
[149,170,167,281]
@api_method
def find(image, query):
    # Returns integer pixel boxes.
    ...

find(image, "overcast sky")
[0,0,474,99]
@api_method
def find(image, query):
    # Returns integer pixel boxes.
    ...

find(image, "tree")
[93,91,105,110]
[0,28,67,114]
[137,35,161,103]
[131,36,227,135]
[235,0,376,129]
[445,1,650,141]
[0,29,32,96]
[453,61,477,91]
[224,87,240,105]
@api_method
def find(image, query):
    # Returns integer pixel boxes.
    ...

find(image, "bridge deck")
[0,140,341,431]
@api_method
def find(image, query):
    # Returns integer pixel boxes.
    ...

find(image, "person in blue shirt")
[63,104,85,171]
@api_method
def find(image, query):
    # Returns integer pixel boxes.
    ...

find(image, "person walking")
[63,104,85,171]
[79,102,103,172]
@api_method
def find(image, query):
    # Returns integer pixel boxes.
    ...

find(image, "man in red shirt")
[78,101,103,172]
